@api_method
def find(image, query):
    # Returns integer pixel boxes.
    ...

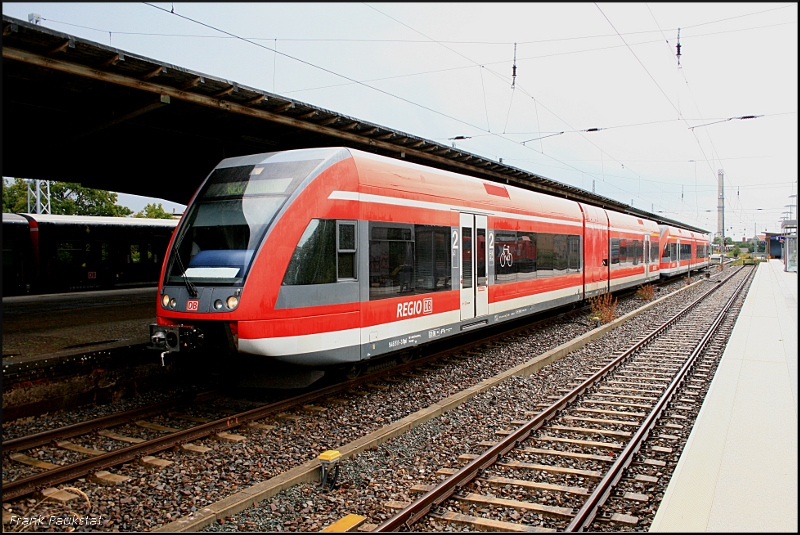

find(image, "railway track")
[1,271,719,530]
[374,266,753,532]
[0,305,579,502]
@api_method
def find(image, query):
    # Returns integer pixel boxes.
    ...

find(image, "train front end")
[148,148,346,357]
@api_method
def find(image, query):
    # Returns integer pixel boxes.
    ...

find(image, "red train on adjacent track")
[149,147,709,367]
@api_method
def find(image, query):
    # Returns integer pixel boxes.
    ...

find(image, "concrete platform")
[2,287,157,360]
[651,260,797,532]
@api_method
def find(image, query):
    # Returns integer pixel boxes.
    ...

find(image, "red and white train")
[149,147,709,366]
[658,224,710,276]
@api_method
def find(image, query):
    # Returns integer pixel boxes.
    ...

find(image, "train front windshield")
[166,159,322,286]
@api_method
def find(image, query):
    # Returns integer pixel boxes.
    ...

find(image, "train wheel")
[345,364,363,380]
[399,350,414,364]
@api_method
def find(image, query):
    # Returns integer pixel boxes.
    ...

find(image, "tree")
[135,203,176,219]
[2,178,133,216]
[2,178,31,213]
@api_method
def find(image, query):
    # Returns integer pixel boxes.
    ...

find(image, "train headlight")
[169,298,177,309]
[226,295,239,310]
[214,299,224,310]
[161,294,170,308]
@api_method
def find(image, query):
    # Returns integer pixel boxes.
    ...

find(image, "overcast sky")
[3,2,797,237]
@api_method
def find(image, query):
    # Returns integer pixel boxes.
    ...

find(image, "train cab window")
[168,159,322,286]
[283,219,337,285]
[337,221,357,280]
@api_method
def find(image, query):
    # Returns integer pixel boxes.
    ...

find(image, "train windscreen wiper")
[172,246,199,298]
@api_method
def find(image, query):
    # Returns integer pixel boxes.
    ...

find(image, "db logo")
[186,300,199,311]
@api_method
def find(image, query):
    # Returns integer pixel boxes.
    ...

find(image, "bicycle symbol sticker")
[499,245,514,268]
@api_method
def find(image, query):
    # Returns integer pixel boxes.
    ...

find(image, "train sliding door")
[457,213,488,321]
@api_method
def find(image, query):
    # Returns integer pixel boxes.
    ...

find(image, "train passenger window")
[495,231,518,283]
[369,223,415,299]
[57,241,82,265]
[553,235,568,274]
[491,231,579,283]
[662,242,678,262]
[414,226,451,292]
[537,233,555,277]
[567,236,581,272]
[517,232,537,281]
[631,239,641,266]
[282,219,337,285]
[650,241,659,264]
[337,221,357,281]
[610,238,620,265]
[680,243,691,261]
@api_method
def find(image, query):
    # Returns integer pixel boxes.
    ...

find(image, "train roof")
[348,148,583,221]
[13,213,179,227]
[213,147,709,235]
[215,147,585,223]
[659,224,710,240]
[605,210,661,233]
[2,213,29,225]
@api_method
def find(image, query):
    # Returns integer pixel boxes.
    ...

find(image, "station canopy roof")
[2,15,706,233]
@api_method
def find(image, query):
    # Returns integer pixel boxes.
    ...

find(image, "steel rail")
[2,391,221,452]
[2,271,711,502]
[1,302,579,500]
[375,266,743,531]
[0,367,401,501]
[566,265,754,531]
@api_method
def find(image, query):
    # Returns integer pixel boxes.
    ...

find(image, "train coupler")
[148,324,203,354]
